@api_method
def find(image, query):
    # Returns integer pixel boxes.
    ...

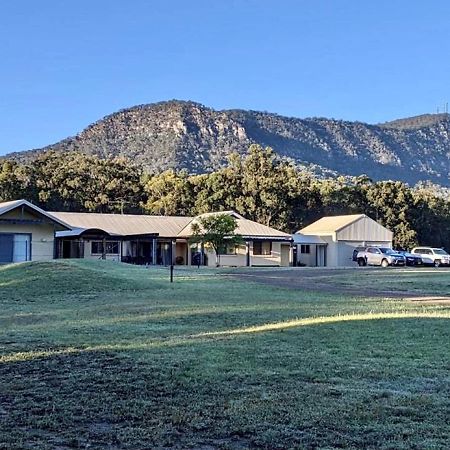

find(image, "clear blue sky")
[1,0,450,155]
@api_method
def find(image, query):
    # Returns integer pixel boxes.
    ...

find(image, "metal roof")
[299,214,366,234]
[0,199,71,229]
[177,212,291,240]
[3,201,291,241]
[51,212,193,238]
[292,233,327,245]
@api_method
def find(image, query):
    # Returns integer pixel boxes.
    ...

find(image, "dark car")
[397,250,422,266]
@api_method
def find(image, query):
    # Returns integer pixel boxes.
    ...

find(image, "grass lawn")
[1,261,449,449]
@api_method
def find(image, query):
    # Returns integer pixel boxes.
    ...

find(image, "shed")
[297,214,393,267]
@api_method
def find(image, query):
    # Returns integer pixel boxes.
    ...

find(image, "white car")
[411,247,450,267]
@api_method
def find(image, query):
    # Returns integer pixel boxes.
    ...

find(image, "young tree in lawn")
[190,214,242,266]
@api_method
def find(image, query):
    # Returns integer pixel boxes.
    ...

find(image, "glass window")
[219,243,237,255]
[300,245,310,254]
[253,241,272,256]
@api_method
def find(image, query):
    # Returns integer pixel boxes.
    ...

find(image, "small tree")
[190,214,242,266]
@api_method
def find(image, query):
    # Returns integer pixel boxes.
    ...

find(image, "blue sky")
[1,0,450,155]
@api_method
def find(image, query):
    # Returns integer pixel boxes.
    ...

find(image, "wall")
[337,216,393,242]
[82,240,121,262]
[297,244,316,266]
[203,241,288,267]
[0,209,57,261]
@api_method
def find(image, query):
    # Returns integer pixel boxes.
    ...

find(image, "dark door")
[0,234,14,263]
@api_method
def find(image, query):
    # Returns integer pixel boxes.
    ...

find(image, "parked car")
[410,247,450,267]
[352,246,366,262]
[397,250,422,266]
[356,247,406,267]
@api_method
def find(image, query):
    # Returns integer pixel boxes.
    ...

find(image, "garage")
[295,214,393,267]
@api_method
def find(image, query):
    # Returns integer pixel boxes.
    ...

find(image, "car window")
[433,249,448,255]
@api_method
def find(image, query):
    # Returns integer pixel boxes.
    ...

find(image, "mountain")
[4,100,450,185]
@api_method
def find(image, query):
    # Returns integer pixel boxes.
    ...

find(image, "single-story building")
[294,214,393,267]
[0,200,293,267]
[177,212,292,267]
[0,199,70,264]
[52,210,292,267]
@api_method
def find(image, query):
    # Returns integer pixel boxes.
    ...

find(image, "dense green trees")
[1,146,449,250]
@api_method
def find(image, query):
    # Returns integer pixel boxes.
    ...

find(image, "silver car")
[357,247,406,267]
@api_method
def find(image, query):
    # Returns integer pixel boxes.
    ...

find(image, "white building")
[294,214,393,267]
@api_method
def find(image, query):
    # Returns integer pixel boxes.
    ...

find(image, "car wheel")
[358,258,366,267]
[434,259,441,268]
[381,259,389,268]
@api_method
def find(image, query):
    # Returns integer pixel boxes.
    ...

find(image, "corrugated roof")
[51,212,193,238]
[292,233,327,245]
[0,199,70,229]
[177,212,291,240]
[299,214,366,234]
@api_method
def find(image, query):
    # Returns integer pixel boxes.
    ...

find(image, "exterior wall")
[319,236,339,267]
[203,241,289,267]
[337,240,392,267]
[336,216,393,242]
[0,223,55,261]
[250,241,285,266]
[297,244,316,266]
[82,240,121,262]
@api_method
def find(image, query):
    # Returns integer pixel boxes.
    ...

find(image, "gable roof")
[51,212,193,238]
[299,214,366,234]
[178,211,291,240]
[0,199,71,229]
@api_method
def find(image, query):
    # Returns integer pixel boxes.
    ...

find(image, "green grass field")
[1,261,449,449]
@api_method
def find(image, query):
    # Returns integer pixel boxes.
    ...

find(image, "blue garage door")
[0,233,31,263]
[0,234,14,263]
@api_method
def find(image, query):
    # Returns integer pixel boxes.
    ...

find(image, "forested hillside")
[4,100,450,185]
[1,146,450,250]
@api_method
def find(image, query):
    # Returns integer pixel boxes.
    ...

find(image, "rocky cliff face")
[5,100,450,185]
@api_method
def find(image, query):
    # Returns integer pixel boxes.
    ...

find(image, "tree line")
[1,145,449,250]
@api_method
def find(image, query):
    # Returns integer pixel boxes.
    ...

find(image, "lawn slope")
[1,261,449,449]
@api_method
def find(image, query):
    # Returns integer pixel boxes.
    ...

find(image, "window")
[218,243,237,255]
[91,241,119,255]
[300,245,310,254]
[253,241,272,256]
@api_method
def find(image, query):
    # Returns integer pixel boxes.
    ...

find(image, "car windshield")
[379,248,395,254]
[433,249,448,255]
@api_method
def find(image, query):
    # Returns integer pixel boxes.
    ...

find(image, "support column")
[101,237,106,260]
[80,237,85,259]
[200,243,205,266]
[171,240,176,265]
[289,244,294,267]
[186,241,191,266]
[246,241,250,267]
[152,238,157,265]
